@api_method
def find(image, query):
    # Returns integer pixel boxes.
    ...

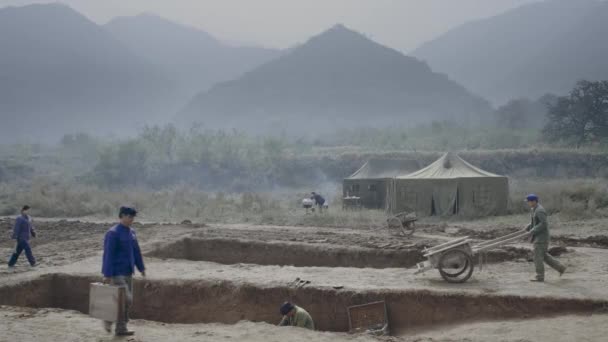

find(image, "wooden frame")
[347,301,389,334]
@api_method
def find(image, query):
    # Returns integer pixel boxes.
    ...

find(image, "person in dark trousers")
[101,206,146,336]
[8,205,36,270]
[311,192,326,213]
[525,194,566,282]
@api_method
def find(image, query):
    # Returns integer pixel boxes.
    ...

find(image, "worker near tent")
[278,302,315,330]
[310,192,326,213]
[101,206,146,336]
[524,194,566,282]
[8,205,37,270]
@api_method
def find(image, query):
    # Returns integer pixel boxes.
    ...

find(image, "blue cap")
[280,302,294,315]
[119,206,138,217]
[525,194,539,202]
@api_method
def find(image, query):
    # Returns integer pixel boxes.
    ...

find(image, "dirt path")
[2,219,607,298]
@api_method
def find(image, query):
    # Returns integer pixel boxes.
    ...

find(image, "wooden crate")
[89,282,125,322]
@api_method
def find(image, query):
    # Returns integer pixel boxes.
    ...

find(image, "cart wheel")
[401,221,416,237]
[438,249,474,283]
[387,217,403,236]
[386,217,416,237]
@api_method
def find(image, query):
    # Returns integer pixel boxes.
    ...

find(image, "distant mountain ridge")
[104,14,281,100]
[412,0,608,104]
[178,24,492,135]
[0,4,283,143]
[0,3,173,142]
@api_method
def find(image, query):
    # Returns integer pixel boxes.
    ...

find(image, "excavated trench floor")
[1,273,605,334]
[145,237,531,268]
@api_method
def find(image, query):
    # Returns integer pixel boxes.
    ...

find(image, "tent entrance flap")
[453,187,459,215]
[431,181,459,216]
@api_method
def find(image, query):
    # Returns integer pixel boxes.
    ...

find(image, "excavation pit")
[145,237,530,268]
[0,273,604,334]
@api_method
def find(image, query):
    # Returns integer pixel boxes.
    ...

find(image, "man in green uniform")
[525,194,566,282]
[278,302,315,330]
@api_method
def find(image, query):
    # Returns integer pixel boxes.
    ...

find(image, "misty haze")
[1,1,608,341]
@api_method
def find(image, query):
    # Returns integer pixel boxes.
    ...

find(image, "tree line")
[496,80,608,147]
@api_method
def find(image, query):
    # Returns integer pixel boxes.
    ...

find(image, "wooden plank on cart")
[423,236,470,255]
[89,282,125,322]
[347,301,389,335]
[423,239,472,258]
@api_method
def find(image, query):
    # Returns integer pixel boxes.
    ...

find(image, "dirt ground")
[1,215,607,341]
[2,305,607,342]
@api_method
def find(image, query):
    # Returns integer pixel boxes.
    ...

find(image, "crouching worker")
[311,192,326,213]
[278,302,315,330]
[101,206,146,336]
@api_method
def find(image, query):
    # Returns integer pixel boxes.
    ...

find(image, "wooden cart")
[414,230,530,283]
[386,211,417,237]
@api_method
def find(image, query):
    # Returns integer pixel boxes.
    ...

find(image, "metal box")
[89,282,125,322]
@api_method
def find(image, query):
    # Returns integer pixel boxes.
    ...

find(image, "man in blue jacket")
[101,206,146,336]
[8,205,37,270]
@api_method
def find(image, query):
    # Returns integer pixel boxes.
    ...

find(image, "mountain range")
[0,4,278,142]
[104,14,280,101]
[412,0,608,104]
[3,1,608,141]
[177,24,492,135]
[0,3,172,142]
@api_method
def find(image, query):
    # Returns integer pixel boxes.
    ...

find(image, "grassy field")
[3,126,608,193]
[1,177,606,226]
[2,126,607,224]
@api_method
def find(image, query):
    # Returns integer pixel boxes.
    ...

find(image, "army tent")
[387,153,508,216]
[343,159,418,209]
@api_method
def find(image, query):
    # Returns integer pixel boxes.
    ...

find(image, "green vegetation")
[509,178,608,219]
[1,177,607,224]
[543,80,608,147]
[1,123,608,193]
[319,122,540,151]
[0,122,553,191]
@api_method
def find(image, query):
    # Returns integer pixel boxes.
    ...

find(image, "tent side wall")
[457,177,509,217]
[391,177,509,217]
[343,178,388,209]
[390,179,434,216]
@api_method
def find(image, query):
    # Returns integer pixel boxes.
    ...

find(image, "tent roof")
[397,152,504,179]
[346,158,418,179]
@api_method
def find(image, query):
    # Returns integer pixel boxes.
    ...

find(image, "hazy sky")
[1,0,539,52]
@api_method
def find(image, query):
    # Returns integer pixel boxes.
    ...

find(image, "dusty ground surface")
[398,313,608,342]
[0,306,384,342]
[1,305,607,342]
[1,214,607,341]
